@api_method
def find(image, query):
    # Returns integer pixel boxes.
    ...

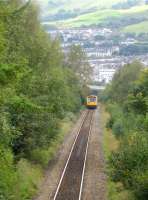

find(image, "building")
[98,68,116,83]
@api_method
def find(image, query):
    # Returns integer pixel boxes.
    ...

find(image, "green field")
[64,10,120,26]
[43,4,148,29]
[43,0,148,33]
[123,21,148,33]
[49,9,121,27]
[64,5,148,27]
[47,0,125,14]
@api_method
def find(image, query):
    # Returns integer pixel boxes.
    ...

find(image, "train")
[86,95,97,109]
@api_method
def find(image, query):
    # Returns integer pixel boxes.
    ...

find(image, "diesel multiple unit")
[86,95,97,109]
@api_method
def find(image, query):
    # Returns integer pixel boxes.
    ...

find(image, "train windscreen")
[87,96,96,102]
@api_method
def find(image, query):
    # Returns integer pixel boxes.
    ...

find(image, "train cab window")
[91,97,96,102]
[87,96,96,102]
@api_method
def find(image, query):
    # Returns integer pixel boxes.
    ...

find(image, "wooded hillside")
[101,62,148,200]
[0,1,90,199]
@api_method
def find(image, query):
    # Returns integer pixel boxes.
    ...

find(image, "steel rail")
[78,111,94,200]
[53,110,94,200]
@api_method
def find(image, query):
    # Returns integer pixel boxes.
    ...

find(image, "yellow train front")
[86,95,97,109]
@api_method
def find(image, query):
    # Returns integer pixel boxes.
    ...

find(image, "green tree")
[0,1,82,199]
[106,61,142,103]
[67,44,92,86]
[101,62,148,199]
[126,69,148,115]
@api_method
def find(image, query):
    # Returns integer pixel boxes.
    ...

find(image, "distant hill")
[44,0,127,20]
[41,0,148,33]
[123,21,148,33]
[47,0,125,11]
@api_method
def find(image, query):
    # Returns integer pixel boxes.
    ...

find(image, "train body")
[86,95,97,109]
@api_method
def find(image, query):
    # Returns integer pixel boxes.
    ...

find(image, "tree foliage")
[103,61,142,103]
[67,44,92,86]
[101,62,148,199]
[0,0,86,199]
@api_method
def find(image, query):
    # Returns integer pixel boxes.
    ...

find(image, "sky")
[33,0,48,7]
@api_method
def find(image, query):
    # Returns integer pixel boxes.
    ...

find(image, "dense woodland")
[0,1,91,199]
[101,61,148,200]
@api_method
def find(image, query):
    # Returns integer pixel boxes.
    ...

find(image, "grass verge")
[100,104,134,200]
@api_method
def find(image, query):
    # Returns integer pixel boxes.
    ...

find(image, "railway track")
[53,110,94,200]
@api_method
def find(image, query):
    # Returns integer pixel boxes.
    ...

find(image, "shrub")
[0,146,17,200]
[133,170,148,200]
[30,147,55,167]
[106,104,124,136]
[109,133,148,189]
[112,119,124,138]
[106,117,114,129]
[16,159,42,200]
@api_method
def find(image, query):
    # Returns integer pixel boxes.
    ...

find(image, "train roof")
[87,95,97,98]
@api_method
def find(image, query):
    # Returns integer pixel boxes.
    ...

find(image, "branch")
[0,0,31,17]
[11,0,31,16]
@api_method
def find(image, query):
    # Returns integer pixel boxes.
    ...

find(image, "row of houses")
[85,47,119,58]
[47,28,148,84]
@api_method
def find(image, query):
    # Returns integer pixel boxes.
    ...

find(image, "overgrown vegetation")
[101,61,148,200]
[0,1,91,199]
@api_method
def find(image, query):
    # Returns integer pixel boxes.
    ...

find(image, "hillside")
[47,0,125,12]
[123,21,148,33]
[42,0,125,22]
[47,5,148,27]
[41,0,148,33]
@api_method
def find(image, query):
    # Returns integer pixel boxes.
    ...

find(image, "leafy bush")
[106,117,114,129]
[16,159,42,200]
[112,119,124,138]
[102,62,142,103]
[102,64,148,199]
[109,133,148,189]
[133,170,148,200]
[0,146,17,200]
[106,104,125,137]
[30,147,56,167]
